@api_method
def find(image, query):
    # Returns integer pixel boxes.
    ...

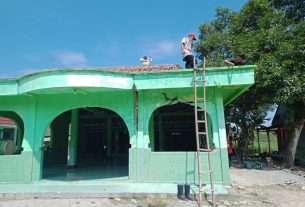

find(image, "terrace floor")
[42,160,129,182]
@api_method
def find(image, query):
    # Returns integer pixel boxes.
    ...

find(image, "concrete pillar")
[134,90,153,149]
[113,129,119,167]
[136,91,144,148]
[68,109,78,167]
[149,115,155,151]
[158,115,164,151]
[214,89,230,184]
[107,116,112,157]
[114,129,119,155]
[215,91,227,149]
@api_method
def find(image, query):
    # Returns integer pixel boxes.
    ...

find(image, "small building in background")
[271,105,305,161]
[0,117,17,141]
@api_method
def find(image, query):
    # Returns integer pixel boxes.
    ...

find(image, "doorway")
[42,107,130,181]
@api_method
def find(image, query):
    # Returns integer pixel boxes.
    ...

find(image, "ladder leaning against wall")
[193,57,215,207]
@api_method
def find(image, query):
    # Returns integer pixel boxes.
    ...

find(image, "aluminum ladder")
[193,57,215,207]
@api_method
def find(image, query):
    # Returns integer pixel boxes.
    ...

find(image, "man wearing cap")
[181,32,196,68]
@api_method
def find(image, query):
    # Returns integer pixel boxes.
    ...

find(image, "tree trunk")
[283,113,305,168]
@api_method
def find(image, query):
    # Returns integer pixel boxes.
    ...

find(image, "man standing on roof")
[181,32,196,68]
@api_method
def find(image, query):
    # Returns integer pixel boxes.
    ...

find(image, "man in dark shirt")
[224,54,245,66]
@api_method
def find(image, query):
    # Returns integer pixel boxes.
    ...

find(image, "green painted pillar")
[149,115,155,151]
[68,109,78,167]
[107,116,112,157]
[215,91,227,148]
[214,89,230,184]
[158,115,164,151]
[136,91,144,148]
[22,96,37,152]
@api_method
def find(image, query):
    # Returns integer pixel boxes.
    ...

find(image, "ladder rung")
[199,148,213,152]
[197,120,205,123]
[200,170,213,174]
[197,108,205,112]
[199,189,215,193]
[196,98,205,101]
[198,132,207,135]
[194,80,206,82]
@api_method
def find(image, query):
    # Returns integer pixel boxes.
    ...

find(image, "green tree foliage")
[271,0,305,21]
[196,0,305,167]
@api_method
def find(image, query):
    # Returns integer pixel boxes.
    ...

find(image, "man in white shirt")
[181,32,196,68]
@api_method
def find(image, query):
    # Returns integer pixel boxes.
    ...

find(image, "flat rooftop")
[0,64,256,105]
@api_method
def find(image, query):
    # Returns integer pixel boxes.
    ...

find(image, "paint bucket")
[245,161,253,170]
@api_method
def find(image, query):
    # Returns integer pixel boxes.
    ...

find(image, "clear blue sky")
[0,0,247,78]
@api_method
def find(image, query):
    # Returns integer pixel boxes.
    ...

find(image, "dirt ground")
[1,165,305,207]
[224,163,305,207]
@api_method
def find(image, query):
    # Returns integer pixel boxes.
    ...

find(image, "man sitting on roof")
[181,32,196,68]
[224,54,246,66]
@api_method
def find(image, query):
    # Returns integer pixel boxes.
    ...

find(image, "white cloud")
[52,51,88,67]
[154,40,177,54]
[90,36,180,65]
[141,39,179,60]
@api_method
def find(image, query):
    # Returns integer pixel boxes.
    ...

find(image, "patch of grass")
[137,198,167,207]
[248,131,278,153]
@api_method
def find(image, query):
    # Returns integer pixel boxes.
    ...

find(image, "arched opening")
[42,107,130,181]
[150,103,214,152]
[0,111,24,155]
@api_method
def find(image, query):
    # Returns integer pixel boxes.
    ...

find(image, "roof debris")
[99,64,180,72]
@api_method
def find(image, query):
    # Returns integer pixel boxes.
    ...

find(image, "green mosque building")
[0,64,255,186]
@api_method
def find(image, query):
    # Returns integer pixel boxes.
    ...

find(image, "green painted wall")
[0,152,33,183]
[129,148,229,184]
[43,111,70,166]
[0,66,255,184]
[128,87,229,184]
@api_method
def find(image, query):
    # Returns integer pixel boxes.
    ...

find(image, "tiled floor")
[42,159,129,182]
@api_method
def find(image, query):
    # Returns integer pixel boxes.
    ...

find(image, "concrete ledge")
[0,183,228,200]
[0,192,176,200]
